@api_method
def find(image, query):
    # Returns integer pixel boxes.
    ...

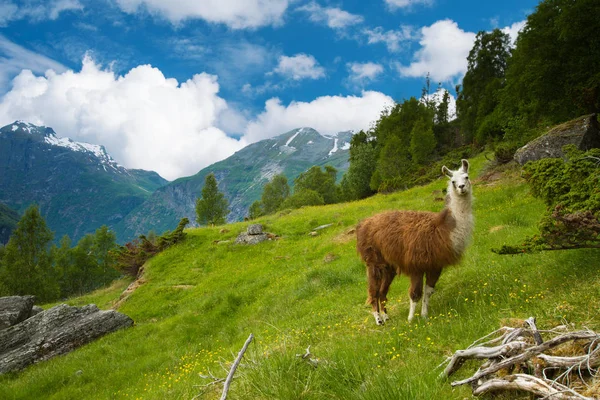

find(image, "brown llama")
[356,159,474,325]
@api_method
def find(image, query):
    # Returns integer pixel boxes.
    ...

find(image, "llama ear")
[442,166,453,178]
[461,159,469,173]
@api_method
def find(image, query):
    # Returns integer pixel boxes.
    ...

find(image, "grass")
[1,154,599,399]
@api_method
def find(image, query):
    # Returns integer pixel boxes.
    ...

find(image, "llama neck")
[447,191,474,256]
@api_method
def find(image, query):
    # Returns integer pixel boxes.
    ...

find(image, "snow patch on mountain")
[285,129,303,147]
[328,138,339,156]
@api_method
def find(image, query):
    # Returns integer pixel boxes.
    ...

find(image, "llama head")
[442,159,471,196]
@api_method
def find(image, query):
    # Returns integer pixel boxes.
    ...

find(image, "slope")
[0,203,19,245]
[2,154,599,399]
[0,121,168,242]
[118,127,352,239]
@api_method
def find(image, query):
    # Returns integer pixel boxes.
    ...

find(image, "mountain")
[0,202,19,245]
[0,121,168,243]
[117,127,353,239]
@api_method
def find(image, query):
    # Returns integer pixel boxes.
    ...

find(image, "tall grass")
[1,155,598,399]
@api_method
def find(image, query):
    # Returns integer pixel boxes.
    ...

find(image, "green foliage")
[498,0,600,126]
[494,146,600,254]
[372,135,414,191]
[7,153,600,400]
[195,173,230,226]
[261,174,290,214]
[53,226,120,297]
[410,118,437,165]
[0,203,19,245]
[293,165,338,204]
[457,29,511,143]
[492,142,519,164]
[0,205,58,302]
[248,200,263,220]
[340,140,377,201]
[112,218,189,277]
[280,189,325,209]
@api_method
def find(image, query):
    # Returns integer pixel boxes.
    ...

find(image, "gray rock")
[0,303,133,374]
[29,306,43,318]
[235,233,268,245]
[514,114,600,165]
[0,296,35,330]
[247,224,263,235]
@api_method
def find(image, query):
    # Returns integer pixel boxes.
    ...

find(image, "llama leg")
[366,264,383,325]
[422,270,442,319]
[378,267,396,323]
[408,274,424,323]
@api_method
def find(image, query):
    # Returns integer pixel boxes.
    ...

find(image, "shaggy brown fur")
[357,159,473,325]
[357,208,460,320]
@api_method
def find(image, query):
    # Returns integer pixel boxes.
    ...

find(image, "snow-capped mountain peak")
[4,121,122,172]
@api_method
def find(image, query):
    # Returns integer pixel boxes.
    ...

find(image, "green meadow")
[2,154,598,399]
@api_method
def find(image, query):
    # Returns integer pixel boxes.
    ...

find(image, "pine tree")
[0,205,59,301]
[248,201,263,220]
[195,173,230,226]
[92,225,118,285]
[261,174,290,214]
[457,29,511,143]
[410,118,437,165]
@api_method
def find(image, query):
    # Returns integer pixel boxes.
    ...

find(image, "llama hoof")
[381,313,389,322]
[372,312,384,325]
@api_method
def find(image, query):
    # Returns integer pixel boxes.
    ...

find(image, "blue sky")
[0,0,538,180]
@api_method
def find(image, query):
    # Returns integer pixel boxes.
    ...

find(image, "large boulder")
[0,296,36,330]
[0,303,133,374]
[514,114,600,165]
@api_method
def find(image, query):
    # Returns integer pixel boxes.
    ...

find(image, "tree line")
[0,205,189,302]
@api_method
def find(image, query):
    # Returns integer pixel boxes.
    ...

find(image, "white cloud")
[0,34,68,91]
[347,62,384,85]
[363,26,415,52]
[114,0,288,29]
[502,20,526,46]
[273,53,325,81]
[396,19,476,82]
[384,0,433,10]
[0,0,82,25]
[0,56,245,180]
[244,91,393,142]
[298,2,363,29]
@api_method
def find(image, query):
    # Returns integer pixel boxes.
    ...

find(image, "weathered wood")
[443,341,528,377]
[0,303,133,374]
[472,373,592,399]
[220,333,253,400]
[451,331,599,387]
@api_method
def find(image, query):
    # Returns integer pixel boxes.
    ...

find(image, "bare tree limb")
[451,331,599,387]
[473,374,593,399]
[220,333,254,400]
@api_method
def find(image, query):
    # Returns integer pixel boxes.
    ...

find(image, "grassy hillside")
[2,155,599,399]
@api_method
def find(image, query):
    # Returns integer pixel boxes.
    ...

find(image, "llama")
[356,159,474,325]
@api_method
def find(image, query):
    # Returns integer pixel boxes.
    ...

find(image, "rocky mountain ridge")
[0,122,352,242]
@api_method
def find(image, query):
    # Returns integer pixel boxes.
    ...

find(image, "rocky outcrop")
[514,114,600,165]
[0,296,133,374]
[235,224,277,245]
[0,296,36,330]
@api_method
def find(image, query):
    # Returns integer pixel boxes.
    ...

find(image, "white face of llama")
[442,159,471,196]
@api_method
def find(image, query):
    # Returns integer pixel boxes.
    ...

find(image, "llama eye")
[465,175,469,179]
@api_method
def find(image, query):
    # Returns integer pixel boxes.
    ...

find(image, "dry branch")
[220,333,254,400]
[441,318,600,399]
[472,374,592,399]
[451,331,599,386]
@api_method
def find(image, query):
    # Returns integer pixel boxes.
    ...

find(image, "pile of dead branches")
[440,317,600,399]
